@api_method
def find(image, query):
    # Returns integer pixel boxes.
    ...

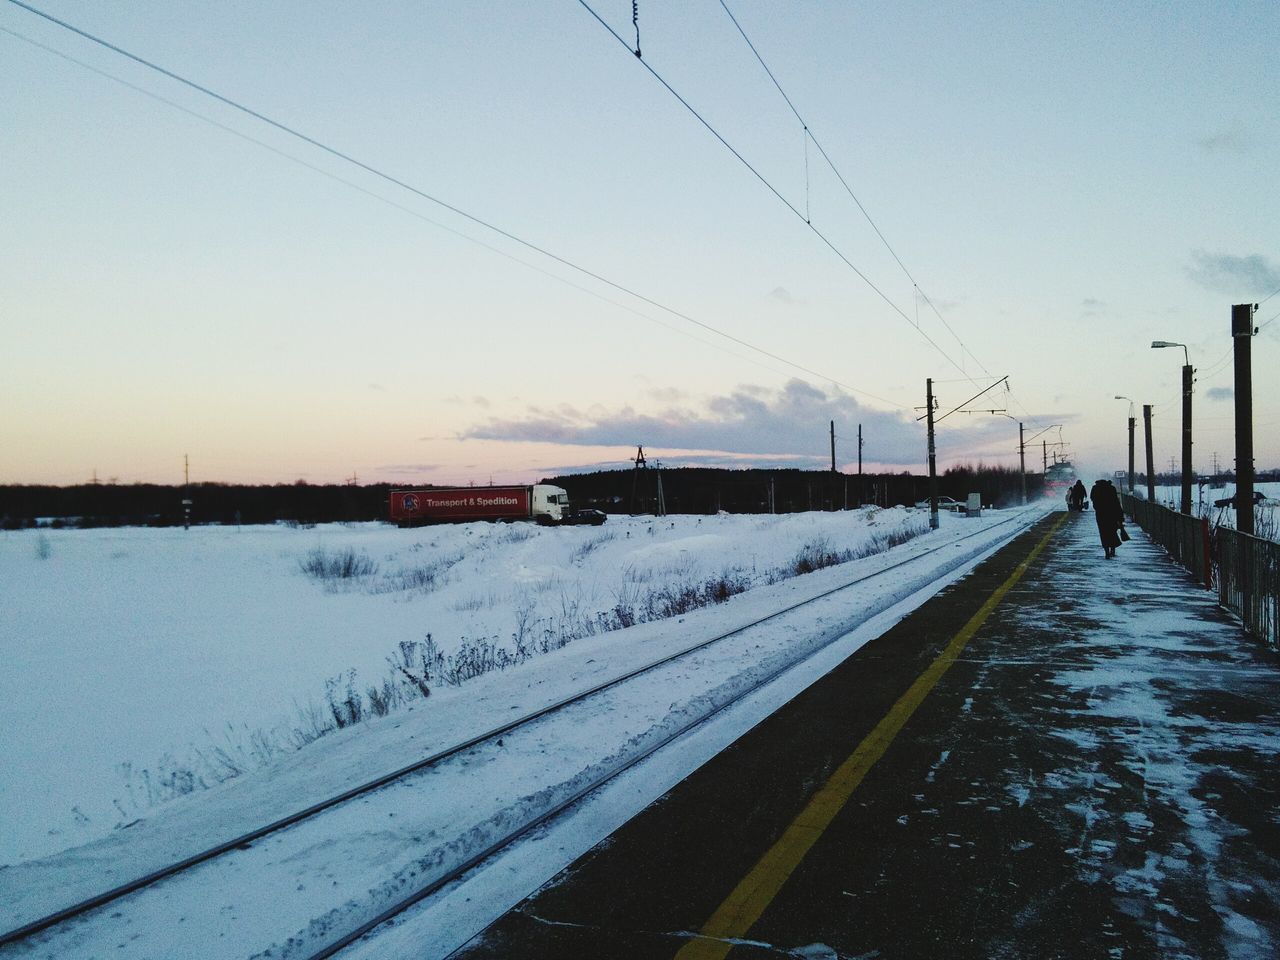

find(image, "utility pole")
[629,445,647,515]
[830,420,836,473]
[1233,303,1256,535]
[1018,422,1027,505]
[926,378,939,530]
[654,459,666,517]
[857,424,864,507]
[1127,414,1136,494]
[1181,359,1194,514]
[1143,404,1155,501]
[1042,440,1047,474]
[182,453,192,530]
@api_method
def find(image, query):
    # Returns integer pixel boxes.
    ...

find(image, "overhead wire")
[711,0,1045,429]
[0,24,851,400]
[715,0,992,381]
[3,0,909,410]
[574,0,978,385]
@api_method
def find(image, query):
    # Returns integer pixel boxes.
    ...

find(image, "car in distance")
[914,496,966,512]
[561,508,608,526]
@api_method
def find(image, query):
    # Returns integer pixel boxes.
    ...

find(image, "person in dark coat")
[1090,478,1123,557]
[1067,480,1087,511]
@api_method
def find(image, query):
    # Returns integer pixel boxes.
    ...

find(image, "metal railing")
[1216,525,1280,648]
[1123,495,1212,586]
[1123,493,1278,648]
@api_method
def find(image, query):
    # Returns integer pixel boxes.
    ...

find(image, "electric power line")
[575,0,979,384]
[3,23,875,397]
[716,0,993,381]
[4,0,908,409]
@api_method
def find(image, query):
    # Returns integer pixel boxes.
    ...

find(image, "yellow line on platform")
[674,513,1066,960]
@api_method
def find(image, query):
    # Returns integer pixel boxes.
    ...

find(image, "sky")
[2,0,1277,487]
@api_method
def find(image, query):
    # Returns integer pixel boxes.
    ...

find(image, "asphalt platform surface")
[451,511,1280,960]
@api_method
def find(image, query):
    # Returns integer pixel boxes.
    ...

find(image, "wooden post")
[1127,416,1136,493]
[1143,404,1156,501]
[1232,304,1255,535]
[1181,363,1194,514]
[1018,422,1027,505]
[926,379,939,530]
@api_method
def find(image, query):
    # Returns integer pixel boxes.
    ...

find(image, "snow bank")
[0,507,926,865]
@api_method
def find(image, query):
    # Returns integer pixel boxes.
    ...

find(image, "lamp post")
[1151,341,1193,514]
[1114,395,1135,493]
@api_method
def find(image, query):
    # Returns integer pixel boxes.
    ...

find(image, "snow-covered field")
[1,504,1051,957]
[1141,481,1280,532]
[2,507,939,867]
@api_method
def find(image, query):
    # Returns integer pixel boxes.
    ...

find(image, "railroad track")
[1,507,1049,959]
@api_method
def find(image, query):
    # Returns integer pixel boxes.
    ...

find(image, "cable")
[575,0,977,382]
[712,0,1042,429]
[716,0,994,382]
[2,24,844,395]
[3,0,906,409]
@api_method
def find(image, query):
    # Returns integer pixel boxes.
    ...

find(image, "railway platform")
[453,510,1280,959]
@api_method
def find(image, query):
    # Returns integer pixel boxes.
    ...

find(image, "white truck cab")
[531,484,569,523]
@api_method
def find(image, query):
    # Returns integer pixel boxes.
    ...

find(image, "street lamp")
[1114,396,1135,492]
[1151,341,1194,513]
[1151,340,1190,366]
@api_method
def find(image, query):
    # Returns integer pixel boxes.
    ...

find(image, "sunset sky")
[3,0,1277,487]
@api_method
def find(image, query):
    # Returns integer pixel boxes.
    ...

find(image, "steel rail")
[308,508,1049,958]
[0,506,1045,949]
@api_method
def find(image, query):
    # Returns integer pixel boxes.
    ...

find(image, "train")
[389,484,569,526]
[1043,460,1078,499]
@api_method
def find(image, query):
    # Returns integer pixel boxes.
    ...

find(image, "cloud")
[1205,386,1233,402]
[375,463,441,474]
[1198,130,1251,155]
[648,386,690,403]
[462,379,928,464]
[767,286,800,305]
[539,452,823,476]
[1186,251,1280,296]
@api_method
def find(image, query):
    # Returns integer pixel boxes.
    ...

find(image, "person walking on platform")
[1067,479,1087,511]
[1090,478,1123,558]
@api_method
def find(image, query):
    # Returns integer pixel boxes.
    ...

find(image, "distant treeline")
[0,482,392,528]
[549,464,1043,516]
[0,464,1043,528]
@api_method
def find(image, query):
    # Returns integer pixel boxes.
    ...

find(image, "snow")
[1140,480,1280,528]
[0,505,1042,956]
[1007,515,1280,959]
[0,509,922,866]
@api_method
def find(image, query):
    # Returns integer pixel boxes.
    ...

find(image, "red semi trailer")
[389,484,569,526]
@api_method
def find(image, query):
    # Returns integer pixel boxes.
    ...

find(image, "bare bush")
[371,553,463,595]
[325,671,364,728]
[300,547,378,581]
[570,531,616,564]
